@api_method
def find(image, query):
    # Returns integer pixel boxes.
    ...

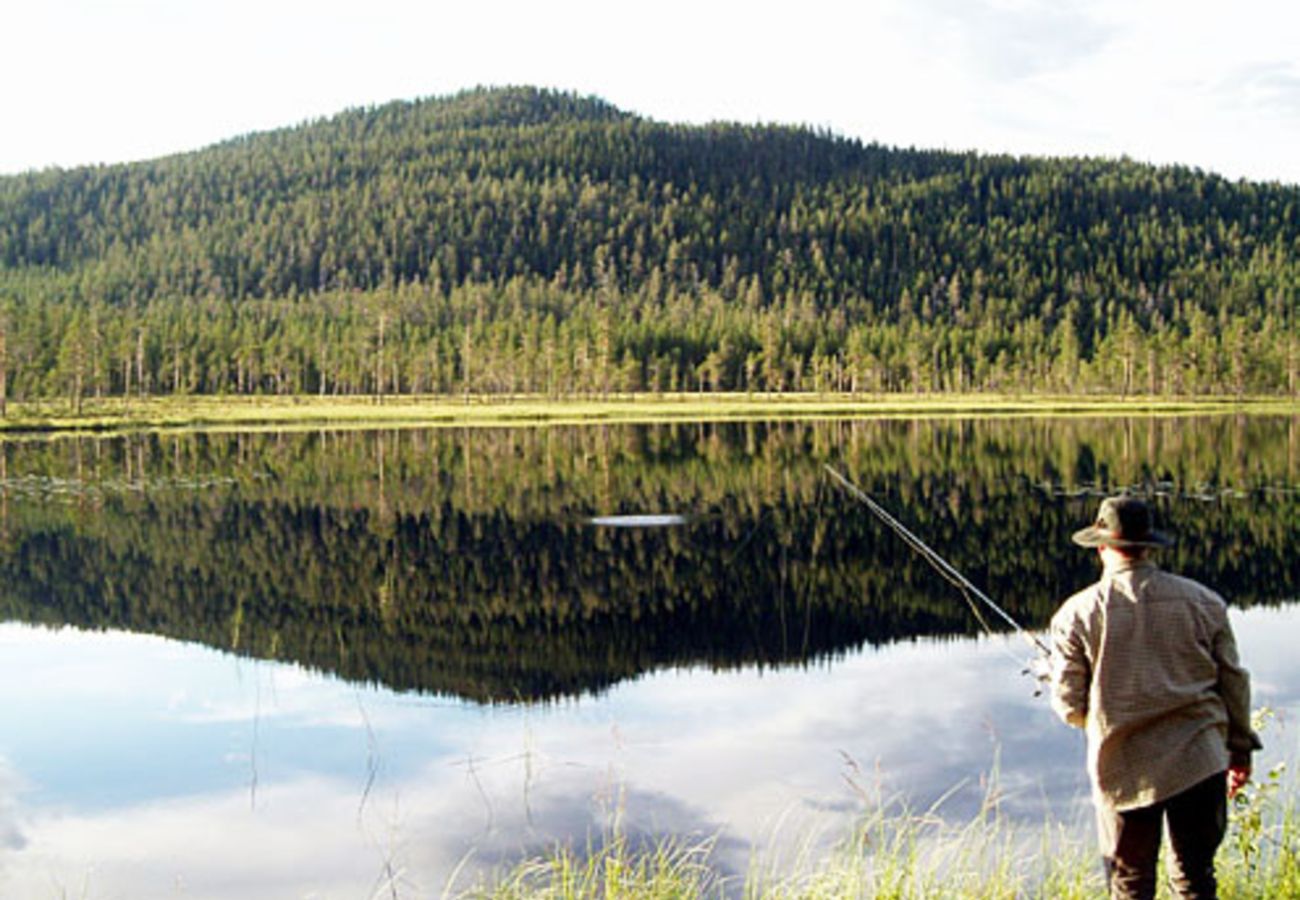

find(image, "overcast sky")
[4,0,1298,184]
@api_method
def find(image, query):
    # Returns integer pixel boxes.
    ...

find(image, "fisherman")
[1049,495,1261,900]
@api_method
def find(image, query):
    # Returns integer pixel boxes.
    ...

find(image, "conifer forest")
[1,86,1297,408]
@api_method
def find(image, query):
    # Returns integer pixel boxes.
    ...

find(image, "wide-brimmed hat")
[1071,496,1173,549]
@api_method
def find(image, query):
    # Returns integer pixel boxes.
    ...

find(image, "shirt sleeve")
[1213,614,1263,766]
[1049,605,1090,729]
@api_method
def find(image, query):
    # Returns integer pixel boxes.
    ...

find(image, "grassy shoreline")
[454,764,1297,899]
[1,392,1297,435]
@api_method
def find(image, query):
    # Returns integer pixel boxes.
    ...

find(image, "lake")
[1,415,1298,898]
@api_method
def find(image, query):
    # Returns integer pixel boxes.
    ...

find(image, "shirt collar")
[1102,555,1157,577]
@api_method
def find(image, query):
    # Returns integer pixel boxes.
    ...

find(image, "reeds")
[466,832,724,899]
[454,757,1300,900]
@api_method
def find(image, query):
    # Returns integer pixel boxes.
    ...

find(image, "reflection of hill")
[0,497,983,702]
[1,417,1298,703]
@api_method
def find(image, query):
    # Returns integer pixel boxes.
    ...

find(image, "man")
[1049,495,1261,900]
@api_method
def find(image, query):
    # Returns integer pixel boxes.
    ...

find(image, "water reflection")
[1,416,1298,895]
[1,417,1298,703]
[0,623,1085,897]
[3,609,1296,898]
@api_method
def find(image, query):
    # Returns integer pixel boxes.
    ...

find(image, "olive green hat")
[1072,495,1173,549]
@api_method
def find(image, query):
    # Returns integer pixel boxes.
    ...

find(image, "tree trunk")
[462,323,473,401]
[136,331,147,399]
[375,312,386,402]
[1289,334,1298,397]
[0,322,6,418]
[91,319,102,399]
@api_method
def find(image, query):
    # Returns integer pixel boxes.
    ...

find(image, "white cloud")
[895,0,1117,82]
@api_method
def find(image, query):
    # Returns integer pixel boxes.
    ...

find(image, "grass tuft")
[460,833,723,900]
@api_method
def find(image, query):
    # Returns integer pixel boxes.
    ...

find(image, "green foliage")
[1218,709,1300,898]
[0,87,1297,401]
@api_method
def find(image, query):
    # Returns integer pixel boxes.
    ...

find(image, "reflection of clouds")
[453,634,1095,846]
[0,624,426,731]
[0,765,741,898]
[0,625,183,701]
[3,605,1297,896]
[1233,608,1300,705]
[1229,608,1300,765]
[409,776,751,893]
[3,777,386,900]
[2,626,1094,895]
[172,668,369,728]
[0,757,28,852]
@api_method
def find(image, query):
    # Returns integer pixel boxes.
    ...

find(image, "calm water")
[1,416,1299,897]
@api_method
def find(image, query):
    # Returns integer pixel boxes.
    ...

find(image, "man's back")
[1050,557,1249,810]
[1049,495,1260,899]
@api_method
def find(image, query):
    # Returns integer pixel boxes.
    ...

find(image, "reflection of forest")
[1,416,1298,703]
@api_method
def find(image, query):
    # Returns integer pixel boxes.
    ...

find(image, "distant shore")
[0,393,1296,435]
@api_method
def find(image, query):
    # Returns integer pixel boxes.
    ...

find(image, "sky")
[3,0,1299,185]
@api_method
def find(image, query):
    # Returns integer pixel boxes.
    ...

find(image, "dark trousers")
[1097,771,1228,900]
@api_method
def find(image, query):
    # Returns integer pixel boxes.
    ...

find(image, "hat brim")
[1072,525,1174,549]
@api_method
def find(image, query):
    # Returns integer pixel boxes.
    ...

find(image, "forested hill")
[0,85,1297,402]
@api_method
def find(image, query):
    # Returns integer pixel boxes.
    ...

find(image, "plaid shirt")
[1049,557,1261,811]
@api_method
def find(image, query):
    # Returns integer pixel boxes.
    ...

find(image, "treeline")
[1,279,1296,406]
[0,85,1298,406]
[3,418,1298,701]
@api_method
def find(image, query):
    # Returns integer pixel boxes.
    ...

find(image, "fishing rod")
[824,465,1051,673]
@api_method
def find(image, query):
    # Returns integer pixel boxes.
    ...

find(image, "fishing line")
[824,465,1051,676]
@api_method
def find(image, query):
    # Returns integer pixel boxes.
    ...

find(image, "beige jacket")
[1049,557,1261,811]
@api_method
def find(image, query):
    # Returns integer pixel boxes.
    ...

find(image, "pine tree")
[57,310,88,414]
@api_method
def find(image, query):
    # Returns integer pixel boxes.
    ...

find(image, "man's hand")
[1228,764,1251,799]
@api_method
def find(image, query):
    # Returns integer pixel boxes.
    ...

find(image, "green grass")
[449,762,1300,900]
[1,392,1297,435]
